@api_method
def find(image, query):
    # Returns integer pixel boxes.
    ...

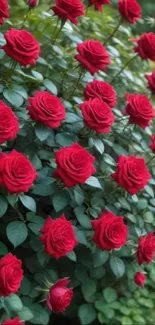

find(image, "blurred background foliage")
[2,1,155,325]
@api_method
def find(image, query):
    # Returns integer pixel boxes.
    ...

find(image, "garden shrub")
[0,1,155,325]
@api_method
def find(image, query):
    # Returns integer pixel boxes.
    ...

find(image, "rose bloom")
[89,0,111,12]
[52,0,85,25]
[27,0,38,7]
[137,233,155,265]
[133,33,155,61]
[75,40,111,75]
[92,211,128,250]
[0,100,19,144]
[145,70,155,94]
[3,318,25,325]
[112,155,151,195]
[3,28,40,66]
[134,272,146,287]
[53,143,96,187]
[40,215,77,259]
[46,278,73,312]
[149,135,155,153]
[0,149,37,193]
[84,80,116,108]
[123,93,154,129]
[0,0,9,25]
[27,91,65,128]
[80,98,115,133]
[0,253,23,297]
[118,0,141,24]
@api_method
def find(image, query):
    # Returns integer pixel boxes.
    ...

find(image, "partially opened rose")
[75,40,111,75]
[3,318,25,325]
[145,70,155,94]
[0,100,19,144]
[133,33,155,61]
[137,233,155,265]
[134,272,146,287]
[89,0,111,12]
[3,28,40,66]
[118,0,141,24]
[52,0,85,25]
[46,278,73,312]
[0,0,9,25]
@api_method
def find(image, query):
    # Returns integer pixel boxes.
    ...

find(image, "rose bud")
[46,278,73,312]
[134,272,146,287]
[27,0,39,8]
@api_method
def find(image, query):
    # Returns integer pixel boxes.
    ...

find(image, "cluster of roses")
[0,0,155,323]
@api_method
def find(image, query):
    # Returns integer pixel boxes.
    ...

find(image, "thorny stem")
[70,67,84,99]
[20,8,31,29]
[110,53,138,84]
[104,17,123,46]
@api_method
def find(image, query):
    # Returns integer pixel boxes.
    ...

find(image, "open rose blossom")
[27,91,66,128]
[0,100,19,144]
[0,253,23,297]
[145,70,155,94]
[92,211,128,250]
[134,272,146,287]
[112,155,151,195]
[27,0,39,7]
[46,278,73,312]
[3,318,25,325]
[133,33,155,61]
[80,98,115,133]
[3,28,40,66]
[123,93,154,129]
[75,40,111,75]
[40,215,77,259]
[84,80,116,108]
[118,0,141,24]
[150,135,155,153]
[137,233,155,265]
[0,0,9,25]
[0,150,37,193]
[89,0,111,12]
[53,143,96,187]
[52,0,85,25]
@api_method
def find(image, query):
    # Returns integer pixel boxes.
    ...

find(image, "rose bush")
[0,0,155,325]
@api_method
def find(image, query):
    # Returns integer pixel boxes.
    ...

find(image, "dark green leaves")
[78,304,96,325]
[20,195,36,213]
[110,256,125,278]
[6,221,28,248]
[0,195,8,217]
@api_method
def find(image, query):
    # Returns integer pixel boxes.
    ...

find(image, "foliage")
[0,1,155,325]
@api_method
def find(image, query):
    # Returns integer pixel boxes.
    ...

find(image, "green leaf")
[65,112,82,123]
[144,211,154,223]
[35,124,50,141]
[0,241,8,256]
[67,251,77,262]
[32,183,56,196]
[93,139,104,154]
[103,288,117,303]
[75,229,88,246]
[93,249,109,267]
[110,256,125,278]
[74,188,85,205]
[3,89,24,107]
[30,303,49,324]
[18,306,33,321]
[6,221,28,248]
[122,317,133,325]
[74,207,91,229]
[0,196,8,217]
[20,277,32,296]
[0,32,6,46]
[55,132,77,146]
[19,195,36,213]
[103,154,116,166]
[85,177,102,189]
[52,191,69,212]
[12,84,28,99]
[145,185,154,198]
[78,304,96,325]
[82,279,97,302]
[5,294,23,312]
[43,79,58,95]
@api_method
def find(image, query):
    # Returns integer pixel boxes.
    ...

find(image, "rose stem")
[110,53,138,84]
[69,67,84,99]
[103,17,123,46]
[52,20,66,45]
[147,156,155,165]
[20,8,31,29]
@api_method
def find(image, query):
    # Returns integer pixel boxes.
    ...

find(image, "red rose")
[52,0,85,25]
[0,0,9,25]
[0,253,23,297]
[123,93,154,129]
[40,215,77,259]
[0,100,19,144]
[0,149,37,193]
[133,33,155,61]
[89,0,110,12]
[53,143,96,187]
[27,0,39,7]
[27,91,65,128]
[149,135,155,152]
[3,318,25,325]
[137,233,155,265]
[118,0,141,24]
[80,98,115,133]
[112,155,151,195]
[145,70,155,94]
[75,40,111,75]
[134,272,146,287]
[84,80,116,108]
[3,28,40,66]
[46,278,73,312]
[92,211,128,250]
